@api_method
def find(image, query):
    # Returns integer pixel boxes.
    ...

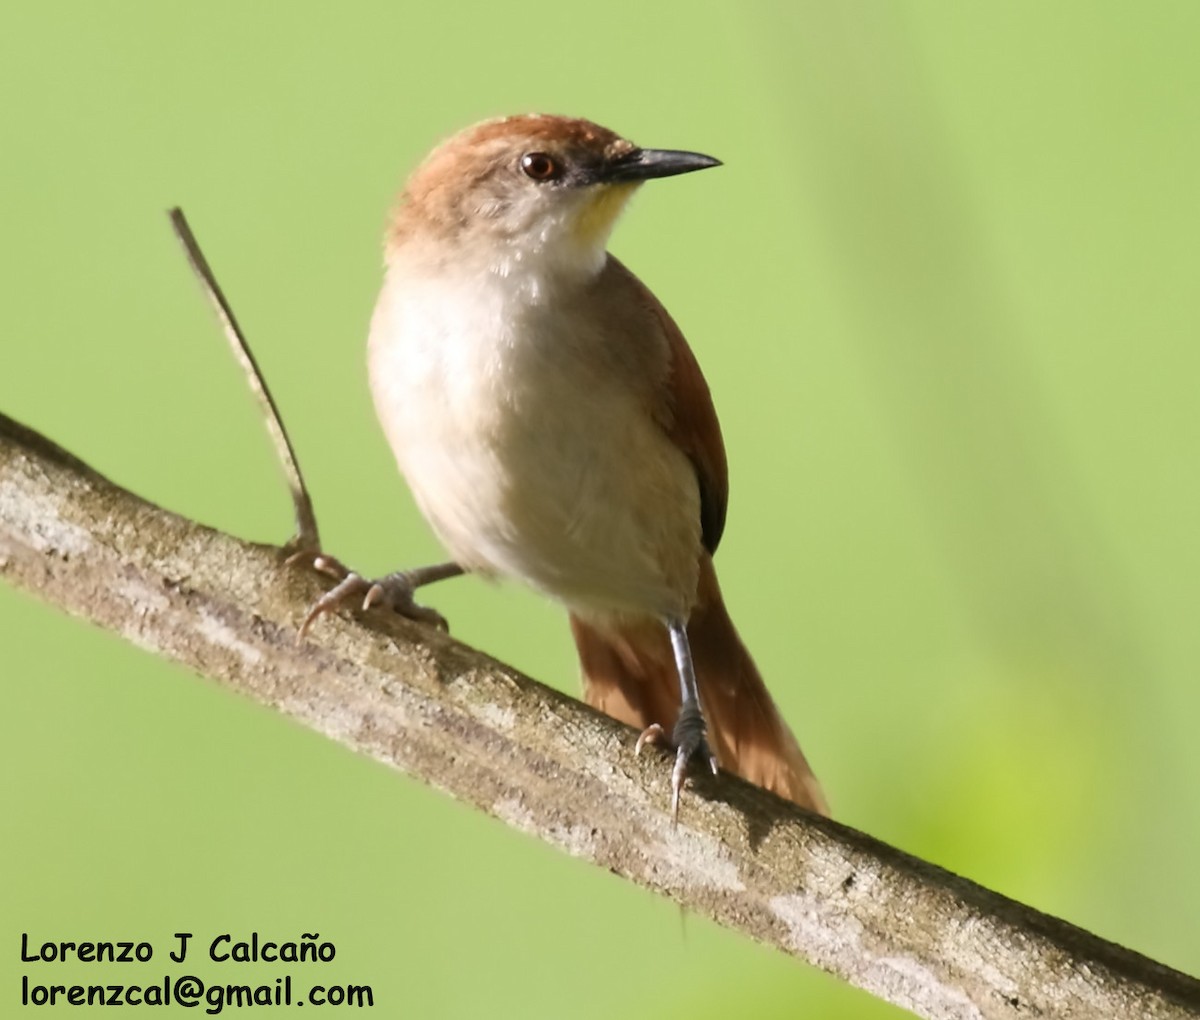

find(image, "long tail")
[569,554,828,815]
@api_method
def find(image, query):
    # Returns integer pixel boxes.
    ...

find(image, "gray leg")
[636,618,719,821]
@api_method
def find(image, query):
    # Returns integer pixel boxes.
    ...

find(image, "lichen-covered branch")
[1,410,1197,1020]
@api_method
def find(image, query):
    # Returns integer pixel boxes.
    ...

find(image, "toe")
[635,723,667,756]
[297,572,368,641]
[671,746,691,825]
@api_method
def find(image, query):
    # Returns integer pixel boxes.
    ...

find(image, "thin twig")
[167,207,320,551]
[1,410,1197,1020]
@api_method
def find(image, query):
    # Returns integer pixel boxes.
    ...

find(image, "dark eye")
[520,152,561,182]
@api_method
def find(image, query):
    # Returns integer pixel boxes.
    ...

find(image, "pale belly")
[368,275,702,620]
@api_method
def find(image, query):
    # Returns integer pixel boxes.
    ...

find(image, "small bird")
[302,114,828,819]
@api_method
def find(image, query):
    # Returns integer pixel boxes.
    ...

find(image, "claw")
[297,571,371,640]
[285,549,350,578]
[312,555,347,578]
[636,718,717,824]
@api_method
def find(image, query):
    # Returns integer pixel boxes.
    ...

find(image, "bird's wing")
[611,259,729,554]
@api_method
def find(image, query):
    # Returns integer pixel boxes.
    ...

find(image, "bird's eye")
[520,152,561,182]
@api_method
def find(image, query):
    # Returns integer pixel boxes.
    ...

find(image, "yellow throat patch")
[573,183,638,249]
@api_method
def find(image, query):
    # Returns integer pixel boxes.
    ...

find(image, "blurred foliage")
[2,3,1198,1017]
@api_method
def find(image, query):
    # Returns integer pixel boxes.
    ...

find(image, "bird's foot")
[635,703,719,823]
[287,551,450,638]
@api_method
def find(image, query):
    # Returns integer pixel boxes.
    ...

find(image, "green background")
[3,3,1198,1016]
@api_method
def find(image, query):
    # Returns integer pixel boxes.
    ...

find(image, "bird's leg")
[635,618,719,822]
[288,551,464,638]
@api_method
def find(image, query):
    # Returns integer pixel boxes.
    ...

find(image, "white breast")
[368,260,701,620]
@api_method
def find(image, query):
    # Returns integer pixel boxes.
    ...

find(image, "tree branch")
[1,410,1196,1020]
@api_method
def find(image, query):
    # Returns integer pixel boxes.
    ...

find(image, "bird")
[299,114,828,819]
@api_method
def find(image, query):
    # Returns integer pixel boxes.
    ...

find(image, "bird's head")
[388,114,720,279]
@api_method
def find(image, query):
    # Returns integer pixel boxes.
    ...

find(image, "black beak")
[600,148,722,183]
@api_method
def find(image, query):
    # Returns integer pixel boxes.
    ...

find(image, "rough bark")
[1,410,1197,1020]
